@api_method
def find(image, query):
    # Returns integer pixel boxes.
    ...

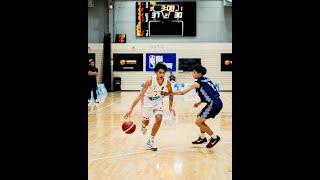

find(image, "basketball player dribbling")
[124,63,175,151]
[165,64,223,149]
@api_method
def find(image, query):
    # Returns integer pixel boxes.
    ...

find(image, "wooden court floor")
[88,91,232,180]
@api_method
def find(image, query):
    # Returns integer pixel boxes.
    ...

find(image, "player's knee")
[195,118,204,126]
[155,119,162,125]
[195,120,201,126]
[142,118,149,125]
[143,117,149,120]
[155,113,162,119]
[155,114,162,123]
[195,119,199,125]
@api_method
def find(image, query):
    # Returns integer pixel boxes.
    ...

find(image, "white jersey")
[145,75,168,98]
[142,75,168,118]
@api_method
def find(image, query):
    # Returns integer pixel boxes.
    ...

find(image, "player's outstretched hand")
[124,110,132,120]
[169,108,176,120]
[169,108,176,118]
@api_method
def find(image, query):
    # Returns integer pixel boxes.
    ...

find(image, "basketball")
[88,1,232,178]
[122,120,136,134]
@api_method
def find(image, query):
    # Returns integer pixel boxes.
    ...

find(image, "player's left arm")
[166,80,175,115]
[166,80,174,109]
[171,82,200,95]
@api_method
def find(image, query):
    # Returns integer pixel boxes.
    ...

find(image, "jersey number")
[208,82,218,91]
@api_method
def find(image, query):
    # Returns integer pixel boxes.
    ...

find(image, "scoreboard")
[136,1,196,37]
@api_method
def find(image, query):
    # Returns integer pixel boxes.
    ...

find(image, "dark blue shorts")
[198,98,223,120]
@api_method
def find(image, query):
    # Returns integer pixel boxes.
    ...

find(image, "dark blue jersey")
[195,77,220,103]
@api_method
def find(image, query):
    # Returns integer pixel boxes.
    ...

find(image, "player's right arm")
[124,77,152,119]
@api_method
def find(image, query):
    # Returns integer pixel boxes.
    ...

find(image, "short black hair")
[154,63,167,72]
[193,64,207,75]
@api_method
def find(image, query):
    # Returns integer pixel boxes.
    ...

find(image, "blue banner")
[146,53,176,71]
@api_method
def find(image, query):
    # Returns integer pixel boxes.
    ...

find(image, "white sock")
[211,134,217,139]
[200,133,205,139]
[150,135,155,140]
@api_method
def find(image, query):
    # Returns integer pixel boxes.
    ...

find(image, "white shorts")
[142,96,164,119]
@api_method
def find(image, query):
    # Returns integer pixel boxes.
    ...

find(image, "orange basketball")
[122,120,136,134]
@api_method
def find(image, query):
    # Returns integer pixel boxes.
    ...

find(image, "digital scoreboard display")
[136,1,196,37]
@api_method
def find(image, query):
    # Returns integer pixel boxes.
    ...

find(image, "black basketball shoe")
[192,136,208,144]
[206,136,221,148]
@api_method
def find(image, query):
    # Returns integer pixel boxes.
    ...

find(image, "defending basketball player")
[164,64,223,148]
[124,63,175,151]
